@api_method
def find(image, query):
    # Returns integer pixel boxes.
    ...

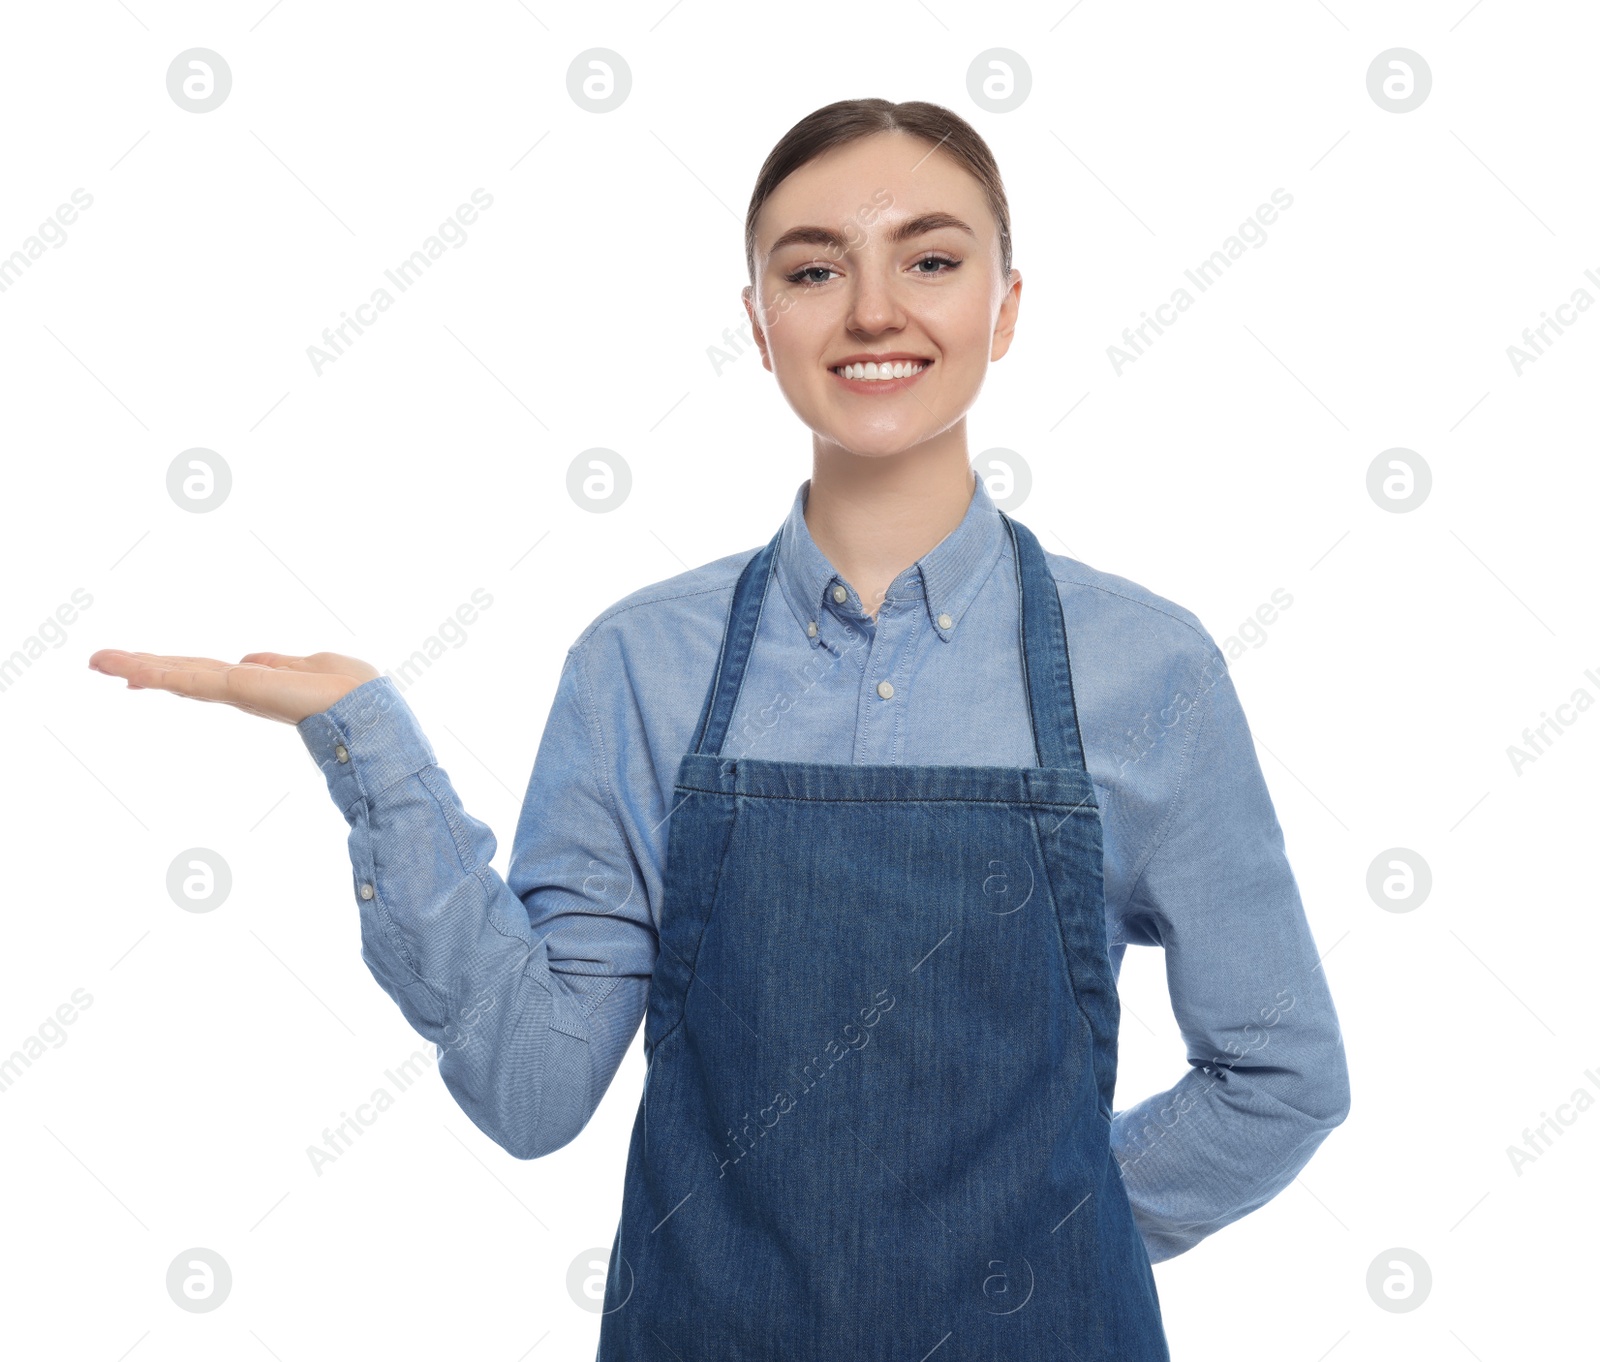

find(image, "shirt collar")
[772,470,1007,648]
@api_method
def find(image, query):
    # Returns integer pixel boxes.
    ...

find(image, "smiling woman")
[88,95,1350,1362]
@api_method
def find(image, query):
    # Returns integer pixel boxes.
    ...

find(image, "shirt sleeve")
[295,649,655,1160]
[1108,640,1352,1263]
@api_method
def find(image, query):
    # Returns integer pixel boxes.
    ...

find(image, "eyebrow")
[766,211,977,258]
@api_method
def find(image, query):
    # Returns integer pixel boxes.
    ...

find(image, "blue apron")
[596,512,1170,1360]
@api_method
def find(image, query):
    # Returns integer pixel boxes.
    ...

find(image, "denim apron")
[596,512,1169,1360]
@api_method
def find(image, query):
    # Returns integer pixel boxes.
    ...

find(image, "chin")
[821,427,937,459]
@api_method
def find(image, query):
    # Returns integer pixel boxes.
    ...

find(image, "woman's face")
[744,130,1022,460]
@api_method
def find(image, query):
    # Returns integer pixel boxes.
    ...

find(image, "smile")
[828,357,933,390]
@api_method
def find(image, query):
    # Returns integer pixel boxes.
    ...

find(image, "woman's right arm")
[88,645,657,1160]
[296,656,656,1160]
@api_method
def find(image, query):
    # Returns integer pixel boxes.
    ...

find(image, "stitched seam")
[1027,808,1105,1065]
[565,560,754,654]
[414,765,544,986]
[887,603,921,765]
[652,793,743,1054]
[1044,561,1216,652]
[353,794,430,985]
[671,786,1099,810]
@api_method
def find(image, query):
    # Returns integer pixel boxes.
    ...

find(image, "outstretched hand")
[87,650,380,725]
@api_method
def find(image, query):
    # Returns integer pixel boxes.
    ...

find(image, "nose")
[844,257,906,336]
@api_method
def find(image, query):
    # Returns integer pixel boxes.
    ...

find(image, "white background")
[1,2,1594,1358]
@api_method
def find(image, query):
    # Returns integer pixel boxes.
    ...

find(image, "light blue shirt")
[296,472,1350,1263]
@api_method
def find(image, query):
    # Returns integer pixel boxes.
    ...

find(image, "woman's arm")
[296,649,656,1160]
[1110,646,1352,1263]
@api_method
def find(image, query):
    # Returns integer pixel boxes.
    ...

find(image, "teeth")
[833,360,928,381]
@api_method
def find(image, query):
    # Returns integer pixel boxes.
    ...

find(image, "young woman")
[90,99,1349,1360]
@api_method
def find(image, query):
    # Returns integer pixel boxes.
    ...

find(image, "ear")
[742,285,774,372]
[991,268,1022,362]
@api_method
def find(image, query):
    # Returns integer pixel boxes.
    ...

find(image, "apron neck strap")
[691,510,1087,772]
[690,525,783,760]
[1003,511,1089,772]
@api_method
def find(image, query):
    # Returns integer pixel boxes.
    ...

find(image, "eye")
[783,264,839,287]
[912,254,961,275]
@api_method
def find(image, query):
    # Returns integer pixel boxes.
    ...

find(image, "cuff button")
[335,743,349,763]
[359,882,374,900]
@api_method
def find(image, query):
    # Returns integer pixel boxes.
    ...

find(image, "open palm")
[87,649,379,725]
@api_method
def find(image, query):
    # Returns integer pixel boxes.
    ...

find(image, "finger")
[238,651,308,668]
[104,654,279,705]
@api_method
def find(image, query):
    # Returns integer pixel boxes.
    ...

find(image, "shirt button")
[806,621,818,637]
[359,882,374,900]
[937,613,953,630]
[831,584,848,604]
[876,680,894,700]
[335,743,349,763]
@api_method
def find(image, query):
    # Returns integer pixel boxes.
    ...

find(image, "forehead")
[755,131,989,246]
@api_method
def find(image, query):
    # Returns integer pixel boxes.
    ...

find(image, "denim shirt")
[296,473,1350,1264]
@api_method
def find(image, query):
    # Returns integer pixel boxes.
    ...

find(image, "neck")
[804,425,976,620]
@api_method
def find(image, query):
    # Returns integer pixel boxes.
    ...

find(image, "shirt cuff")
[295,676,437,816]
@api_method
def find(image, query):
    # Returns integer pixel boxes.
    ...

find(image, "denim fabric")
[594,512,1169,1359]
[295,472,1350,1271]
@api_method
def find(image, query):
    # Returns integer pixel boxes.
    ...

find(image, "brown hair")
[743,98,1012,288]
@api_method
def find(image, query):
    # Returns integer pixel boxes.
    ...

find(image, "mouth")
[828,356,934,391]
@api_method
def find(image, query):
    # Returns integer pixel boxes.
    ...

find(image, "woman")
[90,99,1349,1359]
